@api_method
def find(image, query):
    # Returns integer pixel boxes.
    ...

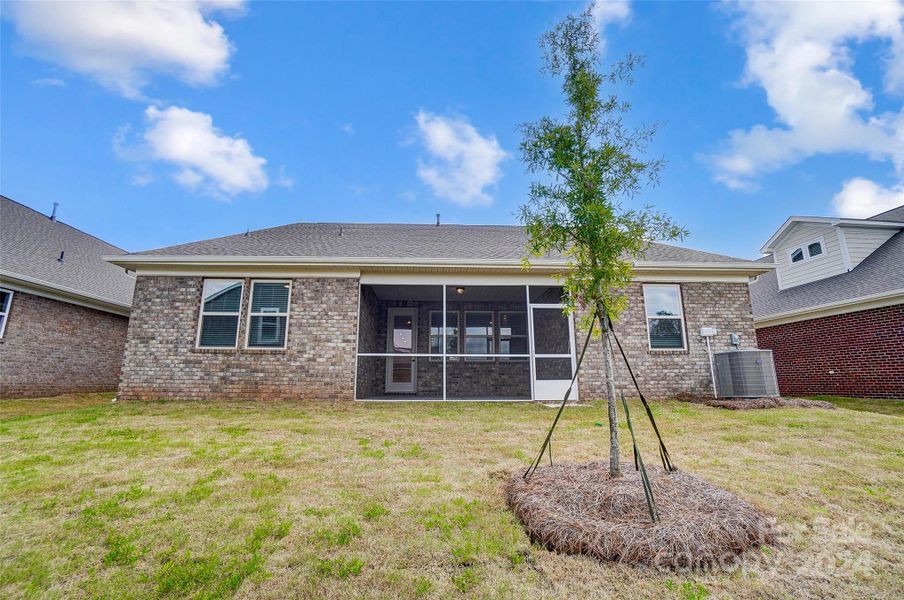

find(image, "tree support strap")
[606,319,676,472]
[523,306,598,481]
[621,392,659,523]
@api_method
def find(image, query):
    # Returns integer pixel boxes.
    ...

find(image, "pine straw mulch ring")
[674,394,835,410]
[506,461,778,570]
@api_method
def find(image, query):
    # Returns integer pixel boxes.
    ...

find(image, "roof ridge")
[0,194,128,254]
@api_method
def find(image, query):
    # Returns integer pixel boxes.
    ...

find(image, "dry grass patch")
[0,393,902,599]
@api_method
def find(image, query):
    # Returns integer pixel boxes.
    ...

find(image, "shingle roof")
[868,204,904,223]
[0,195,134,308]
[126,221,750,264]
[750,227,904,321]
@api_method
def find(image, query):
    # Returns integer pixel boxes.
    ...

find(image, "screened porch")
[355,283,578,401]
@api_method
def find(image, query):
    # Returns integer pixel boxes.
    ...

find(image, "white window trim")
[498,310,528,361]
[642,284,687,351]
[195,279,244,349]
[244,279,292,350]
[429,310,459,361]
[787,236,827,265]
[0,287,14,338]
[463,310,494,361]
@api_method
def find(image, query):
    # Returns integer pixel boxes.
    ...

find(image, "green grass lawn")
[1,394,902,599]
[812,395,904,417]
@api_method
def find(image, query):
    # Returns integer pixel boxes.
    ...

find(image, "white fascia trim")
[0,271,131,316]
[761,217,904,253]
[753,289,904,328]
[106,254,568,272]
[107,255,774,278]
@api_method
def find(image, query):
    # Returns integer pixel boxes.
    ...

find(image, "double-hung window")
[429,311,459,360]
[464,311,493,360]
[197,279,243,348]
[498,311,527,360]
[0,288,13,338]
[642,284,686,350]
[246,280,291,349]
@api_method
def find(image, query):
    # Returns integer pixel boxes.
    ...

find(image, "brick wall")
[119,277,757,401]
[0,290,129,398]
[755,304,904,399]
[578,282,757,400]
[118,276,359,400]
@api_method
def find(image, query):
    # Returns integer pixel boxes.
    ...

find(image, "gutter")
[753,288,904,328]
[0,270,131,316]
[104,254,774,277]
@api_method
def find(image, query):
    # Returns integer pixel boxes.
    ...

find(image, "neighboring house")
[0,195,135,398]
[107,221,770,401]
[751,205,904,399]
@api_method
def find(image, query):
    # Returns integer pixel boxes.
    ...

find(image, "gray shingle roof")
[868,204,904,223]
[127,221,750,264]
[750,229,904,320]
[1,195,134,308]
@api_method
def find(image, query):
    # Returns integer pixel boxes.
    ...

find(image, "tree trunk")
[598,305,621,477]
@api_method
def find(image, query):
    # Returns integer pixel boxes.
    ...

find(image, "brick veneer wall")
[119,277,758,401]
[755,304,904,399]
[118,276,359,400]
[578,282,757,400]
[0,290,129,398]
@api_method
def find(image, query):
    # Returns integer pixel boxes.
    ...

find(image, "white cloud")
[710,1,904,190]
[142,105,268,197]
[590,0,631,53]
[30,77,65,87]
[414,110,508,207]
[131,171,154,187]
[274,166,295,190]
[5,0,244,98]
[340,123,355,135]
[832,177,904,218]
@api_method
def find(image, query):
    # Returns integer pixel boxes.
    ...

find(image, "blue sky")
[2,1,903,259]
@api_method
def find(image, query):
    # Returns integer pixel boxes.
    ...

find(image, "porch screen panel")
[531,308,570,354]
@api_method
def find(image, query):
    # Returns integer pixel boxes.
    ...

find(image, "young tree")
[519,7,686,477]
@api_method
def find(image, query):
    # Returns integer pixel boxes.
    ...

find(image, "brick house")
[0,196,134,398]
[751,204,904,399]
[107,221,771,402]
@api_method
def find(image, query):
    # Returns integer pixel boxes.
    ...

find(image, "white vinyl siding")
[773,223,845,289]
[841,226,899,269]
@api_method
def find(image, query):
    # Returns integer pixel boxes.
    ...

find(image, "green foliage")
[451,566,480,592]
[519,7,686,331]
[411,576,434,596]
[362,502,390,521]
[313,556,365,578]
[314,517,362,547]
[102,532,140,566]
